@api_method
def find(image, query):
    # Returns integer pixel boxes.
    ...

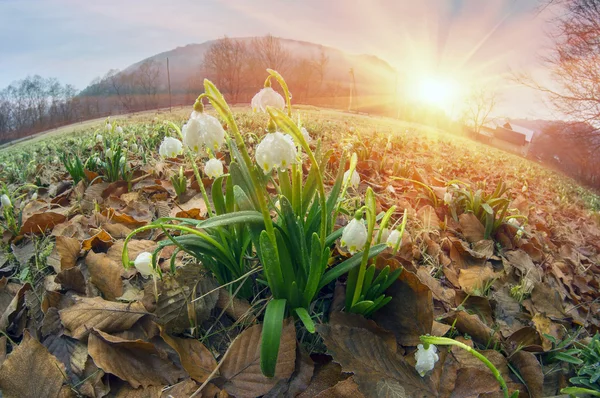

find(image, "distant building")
[476,119,537,156]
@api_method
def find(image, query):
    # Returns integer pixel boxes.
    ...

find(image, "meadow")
[0,77,599,398]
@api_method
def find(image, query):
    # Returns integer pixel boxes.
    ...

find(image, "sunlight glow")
[416,76,459,109]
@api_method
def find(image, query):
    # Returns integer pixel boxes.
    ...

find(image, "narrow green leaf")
[294,307,315,333]
[319,244,387,289]
[260,299,287,377]
[259,230,285,299]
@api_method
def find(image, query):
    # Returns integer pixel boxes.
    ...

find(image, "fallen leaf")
[316,323,436,397]
[0,283,31,335]
[82,229,113,252]
[0,332,66,398]
[297,361,347,398]
[160,327,218,383]
[313,377,365,398]
[220,320,296,398]
[48,236,81,272]
[372,269,433,346]
[60,297,148,339]
[417,205,441,231]
[510,351,544,398]
[532,313,564,351]
[442,310,495,346]
[19,212,66,235]
[88,329,185,389]
[43,334,88,383]
[170,193,208,220]
[459,213,485,243]
[55,266,87,294]
[531,283,566,320]
[458,265,499,295]
[86,251,124,300]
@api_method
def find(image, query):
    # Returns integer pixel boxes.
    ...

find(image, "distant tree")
[251,35,291,75]
[519,0,600,124]
[289,58,314,102]
[463,87,498,133]
[107,69,138,112]
[136,59,160,110]
[311,47,329,95]
[203,37,249,103]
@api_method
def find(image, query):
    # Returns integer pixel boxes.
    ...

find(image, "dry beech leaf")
[220,320,296,398]
[313,377,365,398]
[43,334,88,383]
[55,266,87,294]
[459,213,485,243]
[444,310,494,346]
[0,332,66,398]
[531,283,567,320]
[112,383,163,397]
[265,346,315,398]
[159,326,218,383]
[88,329,185,389]
[0,282,31,334]
[60,297,148,340]
[316,323,436,398]
[170,193,208,220]
[47,236,81,273]
[371,269,433,346]
[457,265,499,295]
[19,212,66,235]
[297,361,347,398]
[86,251,124,300]
[510,350,544,398]
[82,229,114,252]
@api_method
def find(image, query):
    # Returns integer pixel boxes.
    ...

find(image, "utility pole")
[167,57,172,113]
[348,68,355,112]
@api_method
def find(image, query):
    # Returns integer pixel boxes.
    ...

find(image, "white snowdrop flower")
[386,229,403,248]
[344,169,360,189]
[134,252,154,278]
[197,113,226,151]
[300,127,312,143]
[340,218,368,254]
[415,344,439,377]
[182,118,204,155]
[204,158,224,179]
[130,143,138,153]
[105,123,112,132]
[386,185,395,194]
[251,87,285,112]
[96,134,103,143]
[105,148,114,159]
[444,192,452,205]
[122,140,128,146]
[255,132,297,173]
[31,192,38,201]
[508,218,520,227]
[1,194,11,208]
[119,156,126,165]
[116,126,123,134]
[275,200,281,211]
[521,185,528,193]
[159,137,183,158]
[516,228,524,238]
[379,228,391,244]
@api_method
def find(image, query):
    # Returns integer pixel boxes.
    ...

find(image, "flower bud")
[159,137,183,158]
[1,194,11,208]
[204,158,224,179]
[386,229,403,248]
[105,148,114,159]
[251,87,285,113]
[31,192,38,201]
[444,192,452,205]
[344,169,360,189]
[341,218,368,254]
[415,344,439,377]
[134,252,154,278]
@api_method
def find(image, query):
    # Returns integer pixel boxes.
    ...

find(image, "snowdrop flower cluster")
[255,131,297,173]
[133,252,155,278]
[415,344,439,377]
[1,194,11,208]
[182,112,226,154]
[341,218,368,254]
[344,169,360,189]
[204,158,224,179]
[386,229,402,248]
[159,137,183,158]
[251,87,285,113]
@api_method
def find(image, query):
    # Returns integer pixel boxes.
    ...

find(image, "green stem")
[267,69,293,117]
[420,336,515,398]
[168,121,213,218]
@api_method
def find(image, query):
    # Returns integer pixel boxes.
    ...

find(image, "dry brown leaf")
[217,289,254,322]
[43,334,88,383]
[170,193,208,220]
[531,283,567,320]
[372,270,433,346]
[458,265,499,295]
[0,332,66,398]
[442,310,495,346]
[510,351,544,398]
[60,297,148,339]
[313,377,365,398]
[297,361,346,398]
[55,266,87,294]
[0,282,31,334]
[330,311,397,353]
[88,328,185,389]
[316,323,436,398]
[86,251,124,300]
[0,335,6,366]
[532,313,564,351]
[113,383,163,397]
[102,222,133,239]
[47,236,81,273]
[82,229,114,252]
[19,212,66,235]
[220,320,296,398]
[159,327,218,383]
[417,205,441,231]
[77,356,110,398]
[459,213,485,243]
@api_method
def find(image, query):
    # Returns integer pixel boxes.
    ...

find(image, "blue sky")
[0,0,556,117]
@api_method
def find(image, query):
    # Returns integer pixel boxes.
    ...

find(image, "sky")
[0,0,559,119]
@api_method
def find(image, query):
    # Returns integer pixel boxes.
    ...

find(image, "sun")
[415,76,460,110]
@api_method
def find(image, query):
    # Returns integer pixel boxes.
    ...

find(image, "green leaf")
[212,174,228,215]
[351,300,375,314]
[294,307,315,333]
[553,352,584,365]
[260,299,287,377]
[319,244,387,289]
[561,387,600,397]
[259,231,285,299]
[303,233,323,306]
[196,210,264,230]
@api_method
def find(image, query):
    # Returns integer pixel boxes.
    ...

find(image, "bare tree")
[136,59,160,110]
[251,35,290,75]
[463,87,498,133]
[517,0,600,122]
[203,37,249,103]
[311,47,329,95]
